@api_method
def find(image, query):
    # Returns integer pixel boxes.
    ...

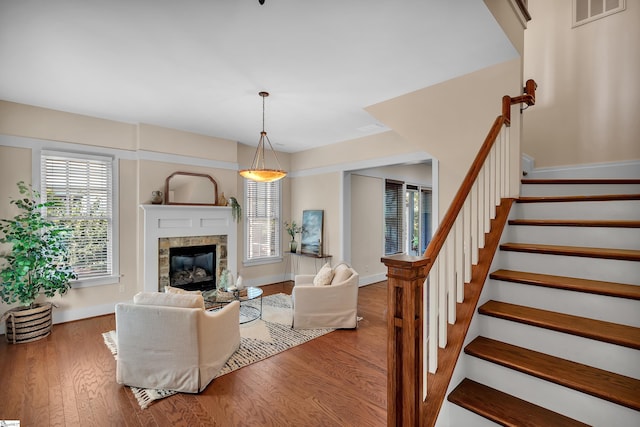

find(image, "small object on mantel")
[217,192,228,206]
[151,191,163,204]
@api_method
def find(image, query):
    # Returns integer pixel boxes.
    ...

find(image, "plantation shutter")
[41,151,114,279]
[384,179,403,256]
[245,179,281,261]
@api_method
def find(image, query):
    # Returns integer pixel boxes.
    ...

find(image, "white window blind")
[41,152,114,280]
[245,179,281,262]
[384,179,403,256]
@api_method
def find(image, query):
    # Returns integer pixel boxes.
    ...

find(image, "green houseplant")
[0,181,77,343]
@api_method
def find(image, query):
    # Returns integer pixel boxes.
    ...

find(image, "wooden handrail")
[382,79,537,427]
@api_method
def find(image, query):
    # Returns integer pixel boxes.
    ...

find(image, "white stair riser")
[488,279,640,327]
[478,315,640,378]
[465,356,640,427]
[442,404,501,427]
[521,183,640,197]
[504,225,640,250]
[514,200,640,220]
[497,251,640,285]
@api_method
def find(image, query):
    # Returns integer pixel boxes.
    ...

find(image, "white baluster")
[455,215,464,303]
[463,197,472,283]
[447,234,456,324]
[428,265,438,374]
[438,254,447,348]
[490,144,497,217]
[477,169,485,249]
[470,180,479,265]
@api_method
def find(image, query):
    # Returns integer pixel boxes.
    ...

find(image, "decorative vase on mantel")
[289,240,298,253]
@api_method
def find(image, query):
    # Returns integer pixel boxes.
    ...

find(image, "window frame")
[243,178,282,266]
[38,149,120,288]
[572,0,626,28]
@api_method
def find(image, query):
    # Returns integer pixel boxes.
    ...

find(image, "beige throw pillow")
[331,263,353,285]
[133,291,205,309]
[313,262,334,286]
[165,285,202,296]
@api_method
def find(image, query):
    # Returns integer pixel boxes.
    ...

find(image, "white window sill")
[72,274,121,289]
[243,256,283,267]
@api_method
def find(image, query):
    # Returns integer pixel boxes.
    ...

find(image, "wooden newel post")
[381,254,430,427]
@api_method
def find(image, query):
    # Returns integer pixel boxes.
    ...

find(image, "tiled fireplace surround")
[141,205,237,293]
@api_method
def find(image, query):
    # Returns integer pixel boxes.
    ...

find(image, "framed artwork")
[301,210,324,255]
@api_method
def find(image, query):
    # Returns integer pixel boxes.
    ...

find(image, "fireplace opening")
[169,244,216,291]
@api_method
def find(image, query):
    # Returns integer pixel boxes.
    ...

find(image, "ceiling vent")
[573,0,626,27]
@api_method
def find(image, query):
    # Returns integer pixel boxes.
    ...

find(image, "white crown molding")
[289,151,433,178]
[0,134,239,170]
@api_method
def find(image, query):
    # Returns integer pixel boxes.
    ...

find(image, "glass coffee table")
[203,286,263,324]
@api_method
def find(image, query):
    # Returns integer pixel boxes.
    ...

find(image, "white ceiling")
[0,0,517,153]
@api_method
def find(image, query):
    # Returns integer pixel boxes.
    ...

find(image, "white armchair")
[292,262,359,329]
[115,292,240,393]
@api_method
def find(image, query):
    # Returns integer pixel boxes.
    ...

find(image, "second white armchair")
[292,262,359,329]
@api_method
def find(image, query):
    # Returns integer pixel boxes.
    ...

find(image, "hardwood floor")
[0,282,388,426]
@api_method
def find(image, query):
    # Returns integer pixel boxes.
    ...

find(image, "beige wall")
[291,130,417,172]
[350,174,383,279]
[0,100,136,149]
[290,173,341,270]
[368,58,523,218]
[0,101,246,323]
[522,0,640,168]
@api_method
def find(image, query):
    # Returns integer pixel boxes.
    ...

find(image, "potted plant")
[0,181,77,343]
[228,197,242,223]
[283,220,303,253]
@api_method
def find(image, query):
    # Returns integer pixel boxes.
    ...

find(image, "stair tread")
[465,337,640,411]
[500,242,640,261]
[490,269,640,300]
[478,300,640,349]
[522,179,640,185]
[508,219,640,228]
[448,378,591,427]
[517,194,640,203]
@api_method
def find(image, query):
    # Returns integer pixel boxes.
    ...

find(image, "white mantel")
[140,204,237,293]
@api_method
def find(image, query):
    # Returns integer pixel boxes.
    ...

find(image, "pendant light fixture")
[239,91,287,182]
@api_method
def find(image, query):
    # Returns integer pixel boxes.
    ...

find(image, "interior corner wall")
[367,58,523,219]
[522,0,640,168]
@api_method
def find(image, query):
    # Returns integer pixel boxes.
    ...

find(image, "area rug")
[102,293,335,409]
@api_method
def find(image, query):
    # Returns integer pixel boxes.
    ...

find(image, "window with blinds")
[244,179,281,263]
[384,179,403,256]
[41,151,114,281]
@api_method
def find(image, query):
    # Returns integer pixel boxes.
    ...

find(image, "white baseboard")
[521,153,535,176]
[0,302,117,336]
[522,156,640,179]
[358,272,387,286]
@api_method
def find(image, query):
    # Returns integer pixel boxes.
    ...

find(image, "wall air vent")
[573,0,626,28]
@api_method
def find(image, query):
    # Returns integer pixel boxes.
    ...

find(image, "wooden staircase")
[445,179,640,426]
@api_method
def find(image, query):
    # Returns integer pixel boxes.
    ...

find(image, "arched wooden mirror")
[164,172,218,206]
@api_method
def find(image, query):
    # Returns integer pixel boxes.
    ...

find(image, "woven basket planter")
[2,302,53,344]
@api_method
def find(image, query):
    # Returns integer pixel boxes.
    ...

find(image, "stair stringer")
[435,203,519,427]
